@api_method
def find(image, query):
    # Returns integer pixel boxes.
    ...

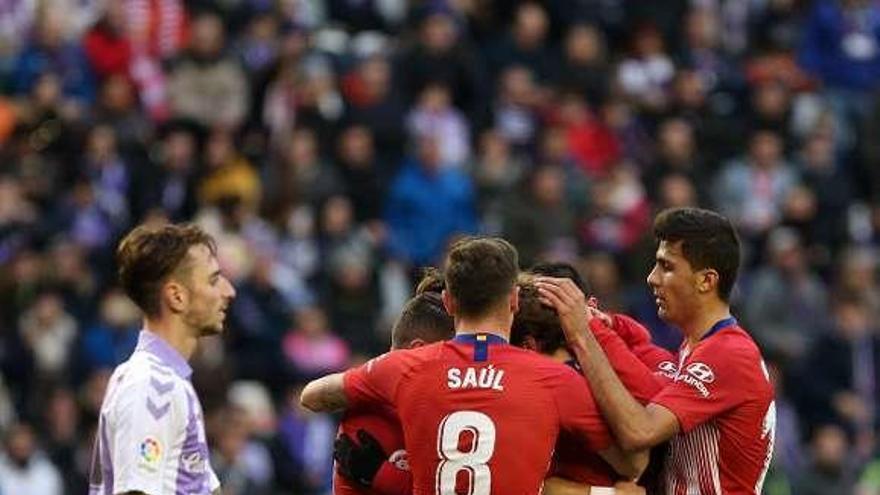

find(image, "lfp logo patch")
[140,437,162,465]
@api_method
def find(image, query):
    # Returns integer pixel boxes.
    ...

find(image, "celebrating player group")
[302,206,776,495]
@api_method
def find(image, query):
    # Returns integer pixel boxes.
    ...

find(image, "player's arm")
[587,317,664,403]
[597,445,649,480]
[538,277,680,450]
[610,313,675,368]
[301,372,347,412]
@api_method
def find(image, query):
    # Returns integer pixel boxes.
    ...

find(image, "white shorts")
[590,488,615,495]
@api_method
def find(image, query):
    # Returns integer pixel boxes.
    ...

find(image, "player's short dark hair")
[510,281,566,354]
[529,261,590,295]
[116,223,217,317]
[415,266,445,295]
[391,292,454,349]
[444,237,519,319]
[653,207,740,302]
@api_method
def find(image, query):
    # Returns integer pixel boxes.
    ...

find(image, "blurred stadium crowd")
[2,0,880,493]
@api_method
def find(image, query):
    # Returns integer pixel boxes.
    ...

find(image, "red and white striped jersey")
[651,319,775,495]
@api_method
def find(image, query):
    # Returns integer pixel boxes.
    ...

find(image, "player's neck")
[143,317,199,361]
[681,300,732,347]
[454,315,512,341]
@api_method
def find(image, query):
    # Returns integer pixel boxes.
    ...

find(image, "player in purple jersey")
[89,223,236,495]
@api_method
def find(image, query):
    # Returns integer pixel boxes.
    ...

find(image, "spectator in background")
[83,0,132,81]
[799,0,880,150]
[797,291,880,456]
[168,12,249,129]
[342,54,407,164]
[41,387,87,494]
[197,127,261,213]
[210,404,275,495]
[79,288,140,375]
[792,425,859,494]
[579,163,651,257]
[335,125,386,224]
[472,129,524,235]
[554,91,620,178]
[14,9,96,106]
[558,22,609,107]
[643,117,708,205]
[0,422,63,495]
[397,7,486,124]
[744,227,830,360]
[18,290,77,382]
[384,135,477,268]
[713,128,799,251]
[617,23,675,114]
[406,82,470,168]
[503,164,577,267]
[484,2,558,85]
[131,123,199,221]
[267,127,344,209]
[277,386,336,494]
[493,65,544,154]
[282,305,351,382]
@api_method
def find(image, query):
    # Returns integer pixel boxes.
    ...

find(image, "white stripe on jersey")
[665,422,721,495]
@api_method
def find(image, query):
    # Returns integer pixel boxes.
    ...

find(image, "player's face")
[647,240,700,326]
[181,244,236,336]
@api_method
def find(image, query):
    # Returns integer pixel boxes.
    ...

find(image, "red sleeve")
[588,319,664,403]
[372,460,413,495]
[610,314,675,369]
[343,352,409,411]
[553,366,614,452]
[651,338,751,433]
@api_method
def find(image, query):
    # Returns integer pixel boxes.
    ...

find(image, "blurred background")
[1,0,880,493]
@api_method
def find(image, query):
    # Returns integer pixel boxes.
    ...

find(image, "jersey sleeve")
[110,376,186,494]
[650,336,752,433]
[588,318,664,403]
[610,314,675,369]
[553,367,614,452]
[343,351,411,412]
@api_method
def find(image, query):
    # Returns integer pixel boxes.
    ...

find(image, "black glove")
[334,429,387,488]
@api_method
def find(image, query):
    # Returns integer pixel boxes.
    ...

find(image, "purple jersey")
[89,331,220,495]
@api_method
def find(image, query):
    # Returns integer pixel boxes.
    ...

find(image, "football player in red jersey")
[302,237,647,495]
[333,275,454,495]
[537,207,775,495]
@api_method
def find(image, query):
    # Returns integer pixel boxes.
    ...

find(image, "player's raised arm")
[537,276,681,450]
[301,372,347,412]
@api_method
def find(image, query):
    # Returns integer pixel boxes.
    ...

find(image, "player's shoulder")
[696,325,771,378]
[113,351,185,397]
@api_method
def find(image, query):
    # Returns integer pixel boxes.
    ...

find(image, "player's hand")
[334,429,387,488]
[535,276,589,348]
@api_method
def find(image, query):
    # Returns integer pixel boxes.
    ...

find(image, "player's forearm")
[568,331,659,451]
[301,373,348,412]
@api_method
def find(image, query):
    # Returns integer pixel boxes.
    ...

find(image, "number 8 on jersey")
[436,411,496,495]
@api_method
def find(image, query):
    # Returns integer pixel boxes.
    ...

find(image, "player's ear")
[441,289,456,316]
[697,269,719,295]
[163,279,188,314]
[509,285,520,314]
[408,338,426,349]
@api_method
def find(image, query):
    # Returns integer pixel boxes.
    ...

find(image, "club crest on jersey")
[388,449,409,471]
